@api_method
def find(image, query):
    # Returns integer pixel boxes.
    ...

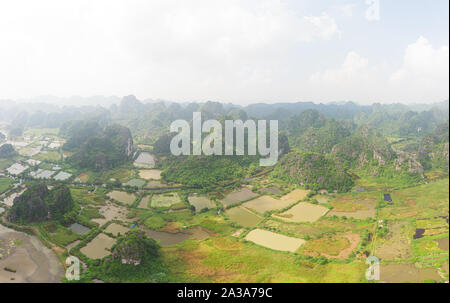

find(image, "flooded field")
[226,206,263,227]
[242,196,291,213]
[143,226,209,246]
[437,237,449,251]
[273,202,329,223]
[259,186,282,195]
[92,201,131,226]
[139,169,162,180]
[107,190,136,205]
[188,195,216,212]
[80,233,115,259]
[53,171,72,181]
[245,229,305,252]
[145,180,167,188]
[138,196,151,209]
[380,264,442,283]
[151,193,182,208]
[281,189,310,203]
[104,223,129,236]
[375,221,412,260]
[134,152,155,168]
[220,188,258,207]
[0,225,63,283]
[327,198,376,219]
[69,223,91,235]
[123,178,146,188]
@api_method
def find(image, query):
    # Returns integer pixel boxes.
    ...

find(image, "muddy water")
[139,169,162,180]
[437,237,449,251]
[380,264,442,283]
[273,202,329,223]
[188,196,216,212]
[92,201,131,226]
[243,196,290,213]
[69,223,90,235]
[143,226,209,246]
[221,188,258,206]
[104,223,129,236]
[0,225,63,283]
[413,228,425,239]
[80,233,115,259]
[107,191,136,205]
[245,229,305,252]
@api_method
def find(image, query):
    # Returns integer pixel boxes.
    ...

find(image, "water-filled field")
[273,202,329,223]
[138,196,151,209]
[226,206,263,227]
[92,202,131,226]
[69,223,91,235]
[80,233,116,259]
[53,171,72,181]
[146,180,167,188]
[280,189,310,203]
[122,178,146,188]
[220,188,258,207]
[0,225,63,282]
[107,190,136,205]
[151,193,182,208]
[245,229,305,252]
[188,195,216,212]
[104,223,129,236]
[139,169,162,180]
[379,264,442,282]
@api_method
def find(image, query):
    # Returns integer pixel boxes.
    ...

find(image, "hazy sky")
[0,0,448,105]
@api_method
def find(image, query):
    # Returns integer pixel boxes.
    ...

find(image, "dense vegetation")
[0,144,17,159]
[8,184,75,224]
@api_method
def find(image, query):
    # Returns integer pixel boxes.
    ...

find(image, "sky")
[0,0,448,105]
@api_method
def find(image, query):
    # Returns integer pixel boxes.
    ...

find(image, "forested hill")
[60,121,135,171]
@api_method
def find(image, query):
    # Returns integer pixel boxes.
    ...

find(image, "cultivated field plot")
[299,233,359,258]
[226,206,263,227]
[259,186,282,195]
[327,193,377,219]
[68,223,91,235]
[29,169,56,179]
[245,229,305,252]
[134,152,156,168]
[80,233,116,259]
[53,171,72,181]
[77,173,90,183]
[104,223,129,236]
[138,196,151,209]
[188,195,216,212]
[107,190,136,205]
[92,202,131,226]
[273,202,329,223]
[123,178,146,188]
[311,195,329,204]
[374,221,413,260]
[146,180,167,188]
[280,189,310,203]
[139,169,162,180]
[379,264,442,283]
[0,177,13,194]
[437,237,449,251]
[143,226,209,246]
[220,188,258,207]
[378,179,449,220]
[151,193,182,208]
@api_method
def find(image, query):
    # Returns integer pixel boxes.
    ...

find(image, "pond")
[107,191,136,205]
[226,206,263,227]
[245,229,305,252]
[143,226,209,246]
[134,152,156,168]
[413,228,425,239]
[68,223,91,235]
[80,233,116,259]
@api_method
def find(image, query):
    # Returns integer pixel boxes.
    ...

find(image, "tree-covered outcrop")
[112,230,160,265]
[272,152,354,192]
[0,144,17,159]
[7,184,75,224]
[417,122,449,171]
[62,121,135,171]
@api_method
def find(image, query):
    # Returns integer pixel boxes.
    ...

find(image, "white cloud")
[0,0,340,102]
[389,36,449,102]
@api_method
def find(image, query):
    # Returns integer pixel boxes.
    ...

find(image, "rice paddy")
[151,193,182,208]
[379,264,441,283]
[104,223,129,236]
[80,233,116,259]
[139,169,162,180]
[134,152,156,168]
[245,229,305,252]
[107,190,136,205]
[220,188,258,207]
[226,206,263,227]
[273,202,329,223]
[188,195,216,212]
[123,178,146,188]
